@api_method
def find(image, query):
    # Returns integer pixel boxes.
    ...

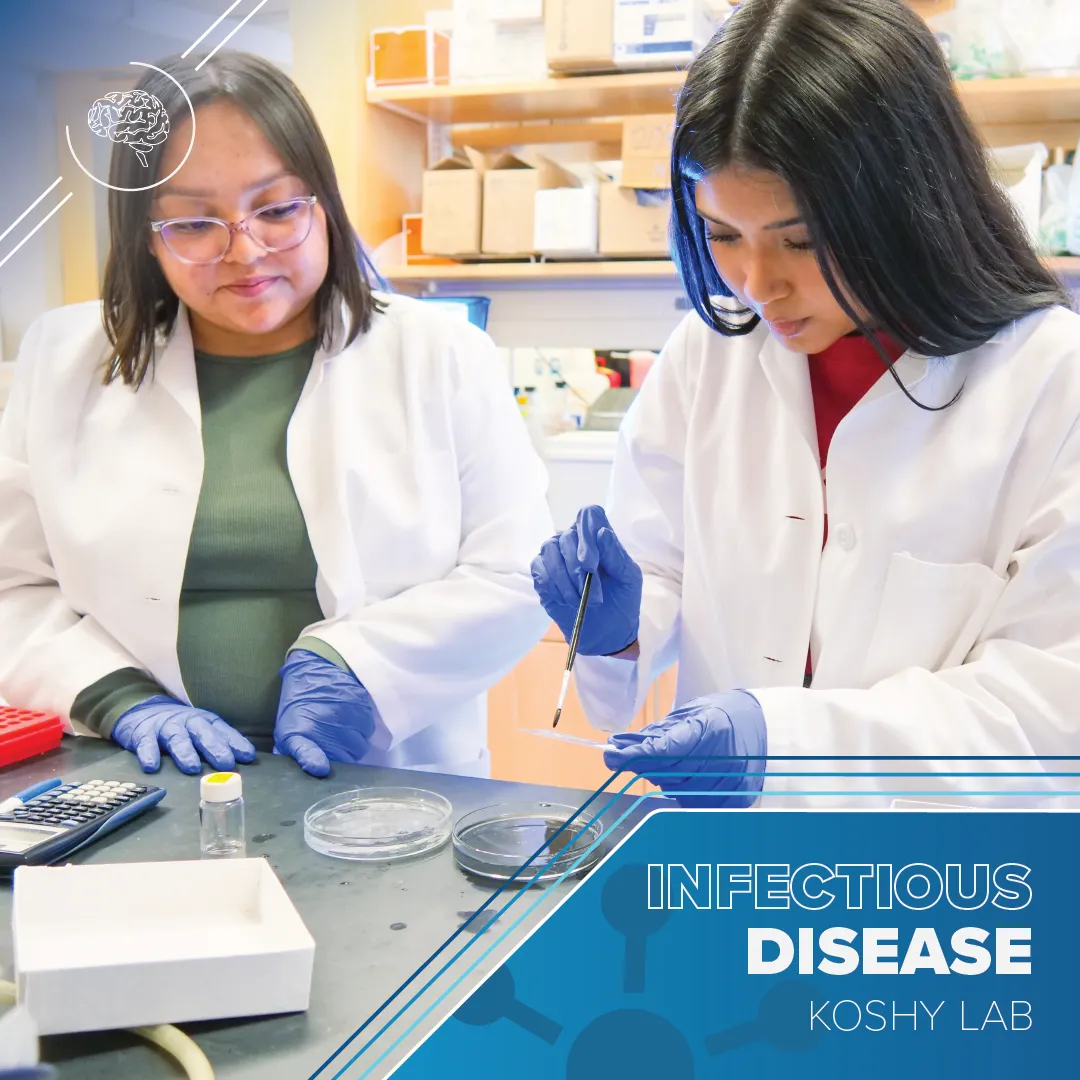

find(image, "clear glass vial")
[199,771,246,858]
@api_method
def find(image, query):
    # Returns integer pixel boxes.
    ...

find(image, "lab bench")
[0,737,642,1079]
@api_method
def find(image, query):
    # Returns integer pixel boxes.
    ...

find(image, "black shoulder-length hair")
[101,50,383,387]
[671,0,1069,406]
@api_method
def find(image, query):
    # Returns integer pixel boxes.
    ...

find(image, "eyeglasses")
[149,195,318,265]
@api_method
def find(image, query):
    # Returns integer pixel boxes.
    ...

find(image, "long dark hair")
[101,50,382,387]
[671,0,1069,408]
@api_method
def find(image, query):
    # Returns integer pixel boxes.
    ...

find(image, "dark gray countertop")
[0,738,643,1079]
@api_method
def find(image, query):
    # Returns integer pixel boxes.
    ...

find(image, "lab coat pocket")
[861,553,1008,686]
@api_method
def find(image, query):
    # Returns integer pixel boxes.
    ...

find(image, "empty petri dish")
[452,802,606,886]
[304,787,453,862]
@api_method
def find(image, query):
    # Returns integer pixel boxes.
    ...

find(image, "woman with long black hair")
[533,0,1080,805]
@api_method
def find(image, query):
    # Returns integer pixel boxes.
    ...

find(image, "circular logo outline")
[65,61,196,193]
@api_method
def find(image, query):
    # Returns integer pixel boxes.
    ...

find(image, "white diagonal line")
[182,0,246,58]
[195,0,269,70]
[0,177,63,247]
[0,193,74,271]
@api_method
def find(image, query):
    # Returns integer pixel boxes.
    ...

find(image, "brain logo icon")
[88,90,170,168]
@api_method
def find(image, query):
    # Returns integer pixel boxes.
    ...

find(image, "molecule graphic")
[88,90,171,168]
[453,863,825,1077]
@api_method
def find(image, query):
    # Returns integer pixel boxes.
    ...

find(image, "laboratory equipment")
[553,572,593,728]
[418,296,491,330]
[13,858,314,1036]
[582,387,638,431]
[303,786,452,861]
[0,779,165,869]
[543,429,618,531]
[0,708,63,769]
[199,772,245,859]
[452,801,605,885]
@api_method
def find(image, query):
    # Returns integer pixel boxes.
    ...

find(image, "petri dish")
[304,787,453,862]
[452,801,606,886]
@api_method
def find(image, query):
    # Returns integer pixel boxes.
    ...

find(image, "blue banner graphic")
[385,808,1078,1077]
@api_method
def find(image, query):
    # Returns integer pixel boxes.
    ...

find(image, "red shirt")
[805,332,906,681]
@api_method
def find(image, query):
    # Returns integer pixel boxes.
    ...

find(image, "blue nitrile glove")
[111,696,257,776]
[603,690,768,808]
[273,649,377,778]
[530,505,643,656]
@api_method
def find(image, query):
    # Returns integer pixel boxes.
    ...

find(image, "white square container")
[533,188,600,256]
[12,859,315,1035]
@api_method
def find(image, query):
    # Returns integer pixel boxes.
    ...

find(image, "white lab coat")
[576,306,1080,806]
[0,294,553,777]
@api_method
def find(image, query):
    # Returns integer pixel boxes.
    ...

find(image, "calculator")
[0,779,165,869]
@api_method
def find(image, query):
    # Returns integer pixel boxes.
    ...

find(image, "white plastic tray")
[13,859,315,1035]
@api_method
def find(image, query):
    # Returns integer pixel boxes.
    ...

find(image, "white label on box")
[453,0,547,82]
[534,189,600,255]
[613,0,711,58]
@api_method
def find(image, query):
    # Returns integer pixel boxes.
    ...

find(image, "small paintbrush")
[553,571,593,728]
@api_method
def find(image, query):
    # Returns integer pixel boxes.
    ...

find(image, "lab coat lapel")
[757,333,820,465]
[151,305,202,430]
[287,324,365,620]
[858,349,932,410]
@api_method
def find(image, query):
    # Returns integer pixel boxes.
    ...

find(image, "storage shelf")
[368,72,1080,129]
[366,71,685,124]
[1053,256,1080,275]
[384,256,1080,285]
[384,260,681,283]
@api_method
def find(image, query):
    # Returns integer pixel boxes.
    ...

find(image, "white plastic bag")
[952,0,1018,78]
[988,143,1049,246]
[1000,0,1080,76]
[1040,151,1073,255]
[1067,152,1080,255]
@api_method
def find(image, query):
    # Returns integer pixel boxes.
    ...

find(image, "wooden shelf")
[384,260,681,283]
[366,71,684,125]
[384,256,1080,285]
[368,71,1080,131]
[958,77,1080,126]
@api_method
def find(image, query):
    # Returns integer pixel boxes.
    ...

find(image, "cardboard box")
[546,0,617,72]
[490,0,543,24]
[620,114,675,189]
[403,214,455,266]
[483,154,580,256]
[534,186,600,256]
[600,183,671,256]
[453,0,548,82]
[370,26,451,86]
[613,0,716,69]
[421,148,488,256]
[13,859,315,1035]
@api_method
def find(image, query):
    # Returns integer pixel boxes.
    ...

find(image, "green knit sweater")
[72,339,345,748]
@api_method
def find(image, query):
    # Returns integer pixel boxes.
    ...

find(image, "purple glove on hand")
[604,690,767,808]
[111,696,256,775]
[273,649,377,778]
[531,505,643,657]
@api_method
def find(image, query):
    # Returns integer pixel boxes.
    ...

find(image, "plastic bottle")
[199,772,246,858]
[515,386,546,450]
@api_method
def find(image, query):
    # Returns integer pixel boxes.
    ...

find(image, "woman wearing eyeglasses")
[0,51,553,779]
